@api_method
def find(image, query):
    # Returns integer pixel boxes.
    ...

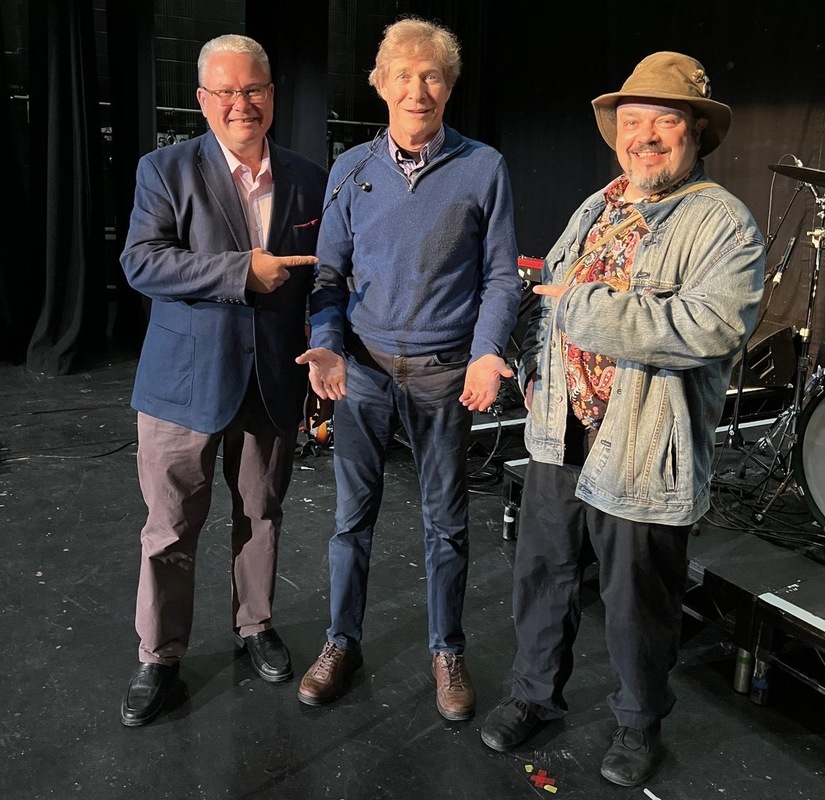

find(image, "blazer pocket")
[137,324,195,407]
[292,218,320,229]
[291,218,321,253]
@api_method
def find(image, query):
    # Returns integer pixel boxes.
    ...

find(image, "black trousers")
[509,458,691,730]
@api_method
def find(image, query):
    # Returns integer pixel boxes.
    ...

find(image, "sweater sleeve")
[469,157,522,362]
[307,166,353,355]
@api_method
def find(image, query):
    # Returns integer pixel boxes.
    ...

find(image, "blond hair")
[368,17,461,93]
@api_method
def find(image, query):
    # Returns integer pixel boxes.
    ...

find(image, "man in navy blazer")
[118,33,327,727]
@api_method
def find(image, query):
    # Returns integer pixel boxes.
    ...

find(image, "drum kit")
[738,162,825,526]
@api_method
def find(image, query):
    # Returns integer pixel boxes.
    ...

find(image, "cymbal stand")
[724,350,748,451]
[745,192,824,522]
[724,179,805,452]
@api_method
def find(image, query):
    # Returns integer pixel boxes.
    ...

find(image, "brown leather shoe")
[297,641,363,706]
[432,653,475,720]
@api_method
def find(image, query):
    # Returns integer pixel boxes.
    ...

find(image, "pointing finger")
[287,256,319,267]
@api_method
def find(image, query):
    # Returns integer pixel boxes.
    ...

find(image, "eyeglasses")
[200,85,270,106]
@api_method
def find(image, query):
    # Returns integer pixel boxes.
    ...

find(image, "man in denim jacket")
[481,52,765,786]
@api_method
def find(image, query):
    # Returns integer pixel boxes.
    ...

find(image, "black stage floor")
[1,355,823,800]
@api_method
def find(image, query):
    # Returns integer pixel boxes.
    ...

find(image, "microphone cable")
[321,127,387,216]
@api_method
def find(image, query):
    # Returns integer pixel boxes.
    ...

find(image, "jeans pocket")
[432,350,471,367]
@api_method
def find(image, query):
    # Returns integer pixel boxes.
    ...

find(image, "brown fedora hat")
[592,51,732,157]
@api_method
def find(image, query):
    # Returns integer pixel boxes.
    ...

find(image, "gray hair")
[197,34,270,84]
[368,16,462,93]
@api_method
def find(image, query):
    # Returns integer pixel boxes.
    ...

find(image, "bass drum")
[792,387,825,527]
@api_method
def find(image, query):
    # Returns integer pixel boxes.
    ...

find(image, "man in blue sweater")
[296,16,522,720]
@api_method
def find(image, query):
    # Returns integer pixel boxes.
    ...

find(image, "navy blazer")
[121,131,327,434]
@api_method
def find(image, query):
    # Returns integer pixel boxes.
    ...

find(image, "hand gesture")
[246,248,318,293]
[532,283,568,300]
[459,354,514,412]
[295,347,347,400]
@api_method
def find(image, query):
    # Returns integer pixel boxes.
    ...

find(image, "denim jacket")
[520,164,766,525]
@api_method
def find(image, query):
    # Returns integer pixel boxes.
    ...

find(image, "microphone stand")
[764,183,806,253]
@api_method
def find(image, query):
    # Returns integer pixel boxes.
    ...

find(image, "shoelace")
[500,696,528,711]
[312,642,344,679]
[436,654,467,691]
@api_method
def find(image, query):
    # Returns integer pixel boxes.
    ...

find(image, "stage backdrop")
[2,0,823,379]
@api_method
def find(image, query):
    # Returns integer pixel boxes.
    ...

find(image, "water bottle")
[502,504,518,540]
[733,647,753,694]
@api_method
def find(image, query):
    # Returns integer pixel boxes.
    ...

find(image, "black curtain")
[247,0,329,169]
[429,0,494,145]
[392,0,493,145]
[106,0,155,353]
[0,10,38,364]
[25,0,107,375]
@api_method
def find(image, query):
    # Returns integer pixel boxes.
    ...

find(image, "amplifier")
[731,321,798,389]
[518,255,544,282]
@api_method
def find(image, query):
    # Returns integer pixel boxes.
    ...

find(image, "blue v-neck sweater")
[308,126,522,362]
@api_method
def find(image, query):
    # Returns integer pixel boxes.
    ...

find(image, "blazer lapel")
[197,132,252,251]
[268,140,296,253]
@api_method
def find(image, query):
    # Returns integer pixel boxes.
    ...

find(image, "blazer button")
[244,346,254,354]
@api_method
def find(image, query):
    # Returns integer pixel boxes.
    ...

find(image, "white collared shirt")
[216,138,273,249]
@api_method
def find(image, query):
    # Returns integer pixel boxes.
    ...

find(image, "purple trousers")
[133,385,297,665]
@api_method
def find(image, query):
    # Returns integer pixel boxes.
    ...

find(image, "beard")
[627,164,674,195]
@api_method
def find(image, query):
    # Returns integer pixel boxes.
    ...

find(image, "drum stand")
[741,200,824,522]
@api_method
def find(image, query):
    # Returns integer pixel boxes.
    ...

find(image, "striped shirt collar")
[388,126,445,175]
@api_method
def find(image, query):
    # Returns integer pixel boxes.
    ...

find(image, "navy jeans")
[327,345,472,653]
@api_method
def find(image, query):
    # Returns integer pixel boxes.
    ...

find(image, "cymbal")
[769,163,825,187]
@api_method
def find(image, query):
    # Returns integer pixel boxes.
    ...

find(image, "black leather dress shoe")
[600,725,663,786]
[480,696,545,752]
[120,662,180,727]
[234,629,293,683]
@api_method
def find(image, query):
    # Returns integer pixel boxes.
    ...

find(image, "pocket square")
[293,218,320,229]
